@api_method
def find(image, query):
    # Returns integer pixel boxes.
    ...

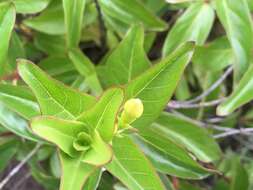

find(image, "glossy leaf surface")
[97,25,150,87]
[215,0,253,81]
[125,42,194,128]
[18,59,96,120]
[63,0,86,48]
[163,2,214,56]
[0,2,15,76]
[106,136,166,190]
[0,84,40,119]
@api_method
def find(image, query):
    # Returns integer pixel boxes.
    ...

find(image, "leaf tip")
[216,105,230,116]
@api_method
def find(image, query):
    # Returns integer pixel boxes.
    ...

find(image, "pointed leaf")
[31,116,86,157]
[78,88,124,142]
[162,2,214,56]
[0,2,15,76]
[0,84,40,119]
[59,151,96,190]
[18,59,96,119]
[106,136,166,190]
[68,48,102,95]
[63,0,86,48]
[99,0,167,31]
[217,65,253,116]
[125,42,194,128]
[134,129,211,179]
[215,0,253,81]
[97,25,150,87]
[154,112,222,162]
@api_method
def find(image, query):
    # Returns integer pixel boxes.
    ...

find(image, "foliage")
[0,0,253,190]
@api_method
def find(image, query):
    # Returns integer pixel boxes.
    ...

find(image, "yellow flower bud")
[124,98,143,118]
[120,98,144,128]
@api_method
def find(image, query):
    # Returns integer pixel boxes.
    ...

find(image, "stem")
[0,143,42,189]
[184,66,233,104]
[214,128,253,139]
[168,98,224,109]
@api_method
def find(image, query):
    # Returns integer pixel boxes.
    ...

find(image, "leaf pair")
[17,60,124,190]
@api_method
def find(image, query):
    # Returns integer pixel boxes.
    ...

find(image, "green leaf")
[31,116,86,157]
[59,151,97,190]
[162,2,214,56]
[63,0,86,48]
[217,65,253,116]
[31,116,113,165]
[0,137,18,172]
[78,88,124,142]
[18,59,96,120]
[0,84,40,119]
[83,170,102,190]
[38,56,75,75]
[24,0,65,35]
[193,37,233,74]
[125,42,194,129]
[0,102,41,142]
[230,157,249,190]
[7,31,26,70]
[154,112,221,162]
[81,131,113,166]
[34,33,66,55]
[14,0,51,14]
[97,25,150,88]
[215,0,253,81]
[68,48,102,95]
[0,2,15,76]
[134,128,211,179]
[106,135,166,190]
[99,0,167,31]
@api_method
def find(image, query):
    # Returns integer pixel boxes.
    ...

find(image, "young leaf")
[14,0,51,14]
[217,65,253,116]
[215,0,253,81]
[0,84,40,119]
[24,0,65,35]
[18,59,96,120]
[68,48,103,95]
[134,128,211,179]
[59,151,97,190]
[81,131,113,166]
[0,2,15,76]
[31,116,86,157]
[125,42,194,129]
[31,116,112,166]
[162,2,214,56]
[78,88,124,142]
[98,0,167,31]
[63,0,86,48]
[97,25,151,88]
[106,136,166,190]
[154,112,222,162]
